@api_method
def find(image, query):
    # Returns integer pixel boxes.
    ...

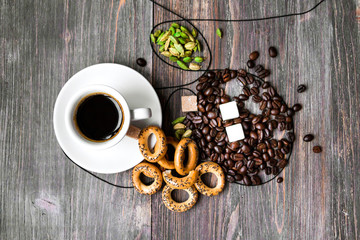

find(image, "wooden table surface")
[1,0,359,239]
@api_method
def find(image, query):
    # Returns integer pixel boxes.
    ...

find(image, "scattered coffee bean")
[297,84,307,93]
[313,146,322,153]
[277,177,283,183]
[249,51,259,61]
[303,134,314,142]
[293,103,302,112]
[247,60,255,68]
[136,58,147,67]
[269,47,277,57]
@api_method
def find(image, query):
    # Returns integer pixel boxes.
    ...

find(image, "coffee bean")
[215,132,226,142]
[226,175,235,183]
[249,51,259,61]
[287,132,295,142]
[255,65,264,73]
[207,111,217,119]
[265,167,271,175]
[313,146,322,153]
[277,177,283,183]
[251,175,261,185]
[272,166,279,175]
[303,134,314,142]
[253,95,262,103]
[214,145,223,154]
[286,108,295,116]
[262,81,270,89]
[269,47,278,57]
[221,95,230,103]
[239,165,247,175]
[246,75,254,84]
[239,94,249,101]
[277,160,287,169]
[280,104,288,113]
[271,109,280,115]
[136,58,147,67]
[293,103,302,112]
[228,169,236,176]
[242,175,251,185]
[198,104,206,113]
[237,76,248,86]
[234,174,243,181]
[247,60,255,68]
[297,84,307,93]
[258,69,270,78]
[250,87,259,95]
[204,87,214,96]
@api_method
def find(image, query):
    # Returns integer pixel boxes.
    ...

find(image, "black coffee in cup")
[74,93,123,141]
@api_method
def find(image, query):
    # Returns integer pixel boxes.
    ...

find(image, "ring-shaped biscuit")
[174,138,198,175]
[162,170,198,189]
[132,162,163,195]
[194,161,225,196]
[138,126,167,163]
[162,185,198,212]
[157,136,178,169]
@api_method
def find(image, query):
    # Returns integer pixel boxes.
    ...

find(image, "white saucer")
[53,63,162,174]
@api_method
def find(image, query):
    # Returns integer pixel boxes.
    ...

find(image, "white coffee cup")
[65,84,151,150]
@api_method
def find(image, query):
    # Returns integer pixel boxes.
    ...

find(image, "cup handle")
[130,108,152,121]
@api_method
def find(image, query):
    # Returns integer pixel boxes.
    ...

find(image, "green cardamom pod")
[159,45,165,52]
[184,50,192,57]
[174,32,181,38]
[156,32,165,42]
[196,40,201,52]
[184,42,196,50]
[194,57,204,63]
[171,23,180,29]
[186,33,195,42]
[173,123,186,130]
[174,43,184,55]
[154,30,162,37]
[180,26,190,34]
[151,34,156,43]
[169,56,178,62]
[161,51,172,57]
[177,60,189,70]
[169,35,178,44]
[159,31,171,42]
[216,28,222,38]
[183,57,192,63]
[182,129,192,138]
[192,29,197,38]
[169,47,180,56]
[178,37,186,45]
[157,41,165,46]
[169,26,175,35]
[180,32,189,39]
[189,63,201,70]
[164,38,171,51]
[175,129,185,140]
[171,116,186,125]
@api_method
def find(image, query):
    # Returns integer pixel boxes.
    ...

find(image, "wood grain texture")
[0,0,359,239]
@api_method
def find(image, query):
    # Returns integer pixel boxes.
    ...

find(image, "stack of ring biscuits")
[132,125,226,212]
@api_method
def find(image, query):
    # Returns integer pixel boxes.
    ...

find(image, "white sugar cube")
[226,124,245,142]
[219,101,239,120]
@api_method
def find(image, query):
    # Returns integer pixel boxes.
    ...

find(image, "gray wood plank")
[1,0,152,239]
[1,0,359,239]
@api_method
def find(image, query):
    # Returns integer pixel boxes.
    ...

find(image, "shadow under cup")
[73,92,125,142]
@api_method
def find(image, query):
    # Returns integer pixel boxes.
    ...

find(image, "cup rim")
[65,84,131,150]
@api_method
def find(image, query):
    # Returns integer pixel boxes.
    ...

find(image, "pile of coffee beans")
[183,68,299,185]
